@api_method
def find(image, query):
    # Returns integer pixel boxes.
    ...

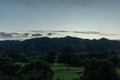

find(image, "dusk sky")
[0,0,120,39]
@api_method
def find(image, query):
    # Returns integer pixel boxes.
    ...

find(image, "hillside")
[0,36,120,55]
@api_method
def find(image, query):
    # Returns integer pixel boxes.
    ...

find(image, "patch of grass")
[53,70,79,80]
[51,63,84,80]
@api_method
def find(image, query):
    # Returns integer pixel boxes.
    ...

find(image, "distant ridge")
[0,36,119,56]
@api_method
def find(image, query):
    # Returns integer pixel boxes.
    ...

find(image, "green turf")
[51,63,84,80]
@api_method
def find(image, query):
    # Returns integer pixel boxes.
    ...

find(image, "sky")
[0,0,120,40]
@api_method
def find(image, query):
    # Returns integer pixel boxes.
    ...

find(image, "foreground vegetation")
[0,48,120,80]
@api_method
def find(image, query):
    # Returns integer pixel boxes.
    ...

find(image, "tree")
[108,55,120,67]
[83,59,119,80]
[0,56,21,80]
[45,52,56,64]
[58,46,74,64]
[4,49,20,61]
[19,59,54,80]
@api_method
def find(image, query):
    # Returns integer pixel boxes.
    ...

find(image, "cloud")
[0,32,12,38]
[73,31,105,35]
[47,33,56,36]
[0,30,119,40]
[0,32,31,40]
[52,31,68,32]
[32,33,43,37]
[49,30,117,36]
[51,30,118,36]
[73,31,119,36]
[30,30,118,36]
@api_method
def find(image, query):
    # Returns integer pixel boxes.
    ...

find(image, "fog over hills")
[0,30,119,40]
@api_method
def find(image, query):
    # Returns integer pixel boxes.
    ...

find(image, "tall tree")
[19,59,54,80]
[4,49,20,61]
[45,52,56,64]
[83,59,119,80]
[58,46,74,64]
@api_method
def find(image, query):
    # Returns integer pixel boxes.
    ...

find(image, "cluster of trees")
[82,59,120,80]
[0,46,120,80]
[0,50,54,80]
[45,46,120,67]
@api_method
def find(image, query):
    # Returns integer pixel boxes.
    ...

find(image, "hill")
[0,36,120,55]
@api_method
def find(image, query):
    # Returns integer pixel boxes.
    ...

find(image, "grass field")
[51,64,120,80]
[51,64,84,80]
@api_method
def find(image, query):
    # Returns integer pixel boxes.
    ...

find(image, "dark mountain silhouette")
[0,40,20,52]
[0,36,120,55]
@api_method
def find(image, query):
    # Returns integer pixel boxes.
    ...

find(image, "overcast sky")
[0,0,120,39]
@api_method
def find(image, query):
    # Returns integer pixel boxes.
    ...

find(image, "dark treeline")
[45,46,120,67]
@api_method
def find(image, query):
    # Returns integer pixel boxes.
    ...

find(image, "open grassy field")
[51,64,84,80]
[51,64,120,80]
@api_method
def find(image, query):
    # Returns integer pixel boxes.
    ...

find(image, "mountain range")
[0,36,120,56]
